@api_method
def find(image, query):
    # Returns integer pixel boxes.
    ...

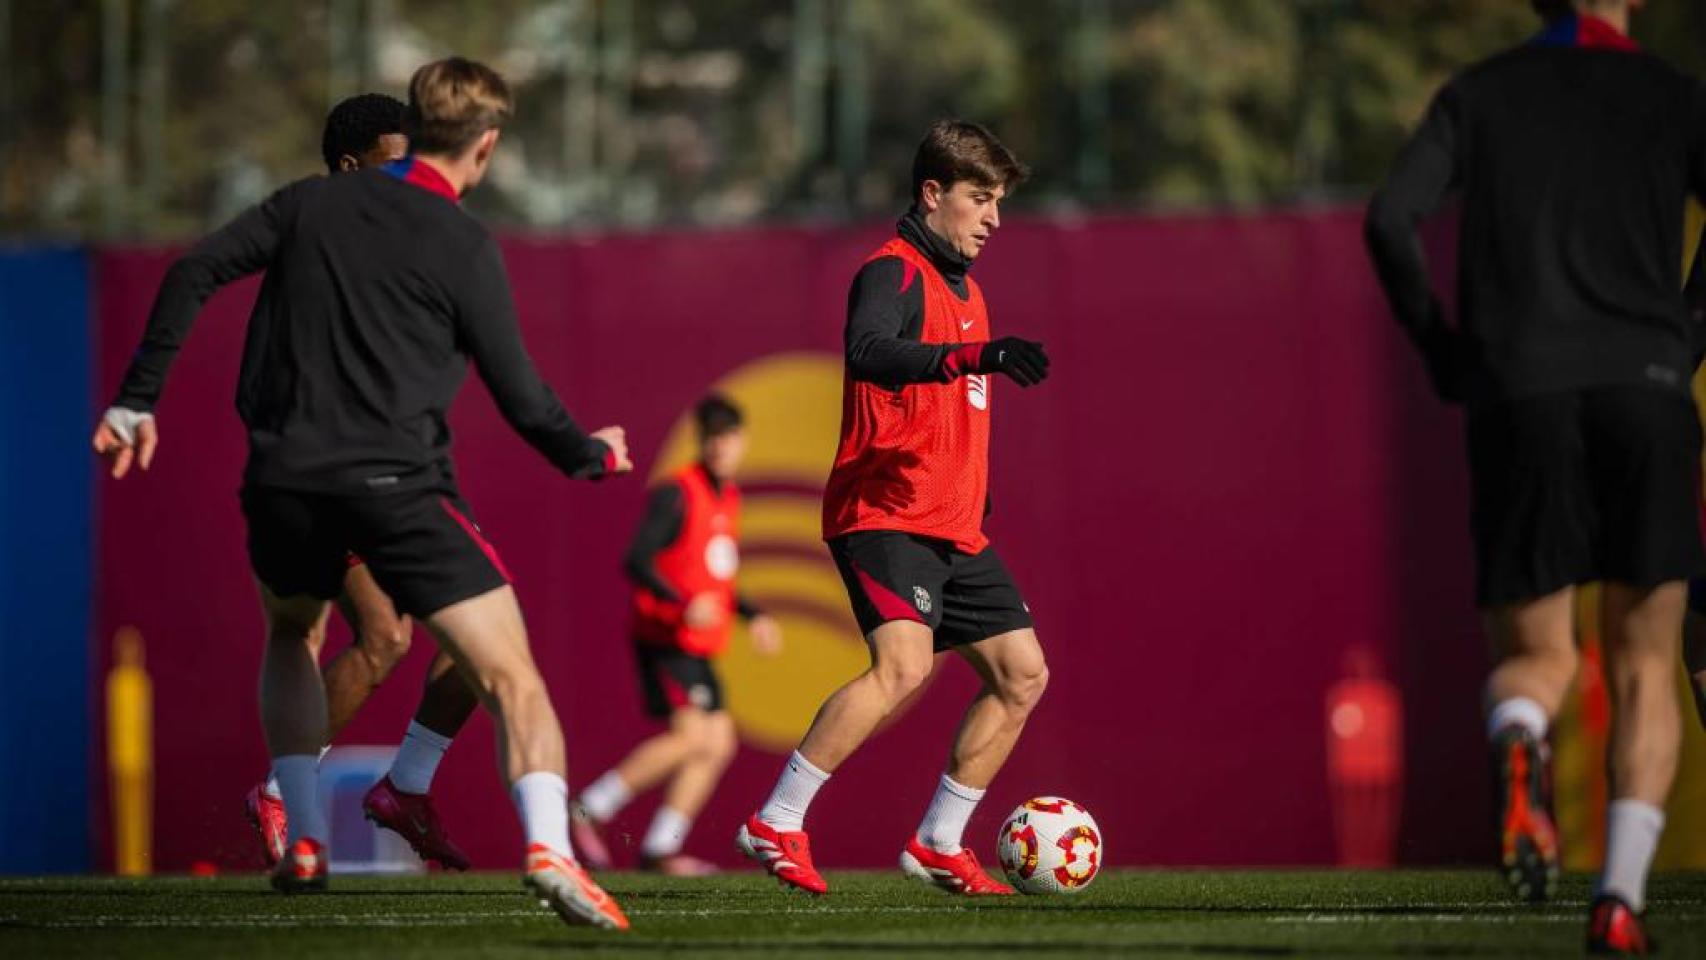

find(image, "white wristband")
[102,407,155,445]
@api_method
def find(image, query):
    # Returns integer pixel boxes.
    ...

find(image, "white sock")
[269,744,333,799]
[576,770,631,823]
[1486,696,1549,742]
[916,773,985,854]
[511,771,573,858]
[641,807,692,859]
[388,721,453,795]
[758,751,830,832]
[274,754,327,845]
[1598,799,1665,911]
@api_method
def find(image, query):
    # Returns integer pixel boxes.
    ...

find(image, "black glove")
[975,337,1050,387]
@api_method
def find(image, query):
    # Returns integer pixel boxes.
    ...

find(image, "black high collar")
[898,208,973,287]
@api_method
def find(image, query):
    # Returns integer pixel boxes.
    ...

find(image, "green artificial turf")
[2,869,1702,958]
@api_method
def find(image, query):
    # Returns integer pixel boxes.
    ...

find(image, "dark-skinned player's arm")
[844,257,1048,388]
[452,233,630,479]
[1365,83,1463,403]
[94,178,309,478]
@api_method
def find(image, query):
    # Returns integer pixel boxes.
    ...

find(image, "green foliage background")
[4,1,1703,238]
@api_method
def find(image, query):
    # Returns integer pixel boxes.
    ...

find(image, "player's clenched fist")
[593,425,633,474]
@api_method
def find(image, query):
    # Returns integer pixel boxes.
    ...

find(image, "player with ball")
[736,120,1055,897]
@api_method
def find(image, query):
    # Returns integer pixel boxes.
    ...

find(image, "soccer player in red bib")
[569,395,782,875]
[736,120,1050,896]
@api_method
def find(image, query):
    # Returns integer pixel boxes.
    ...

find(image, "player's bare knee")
[706,718,739,766]
[483,668,548,718]
[682,725,722,765]
[1001,661,1049,714]
[873,656,931,703]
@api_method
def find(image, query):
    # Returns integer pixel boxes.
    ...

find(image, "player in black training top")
[223,92,485,876]
[93,58,631,930]
[1365,1,1705,950]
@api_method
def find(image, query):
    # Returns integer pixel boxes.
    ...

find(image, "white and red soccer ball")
[996,797,1102,895]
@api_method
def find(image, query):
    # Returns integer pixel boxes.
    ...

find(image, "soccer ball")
[996,797,1102,894]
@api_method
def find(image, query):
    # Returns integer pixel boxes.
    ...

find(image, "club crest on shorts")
[913,586,932,614]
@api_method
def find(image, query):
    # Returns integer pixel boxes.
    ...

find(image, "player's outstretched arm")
[454,235,627,480]
[95,179,305,478]
[1365,86,1463,401]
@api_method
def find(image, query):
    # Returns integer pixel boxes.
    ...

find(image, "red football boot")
[1587,895,1653,956]
[899,836,1014,896]
[361,776,471,871]
[735,814,828,895]
[523,843,629,930]
[244,784,288,867]
[1492,726,1559,902]
[269,837,328,894]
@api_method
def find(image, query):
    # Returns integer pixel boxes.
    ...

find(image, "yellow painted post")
[107,626,153,876]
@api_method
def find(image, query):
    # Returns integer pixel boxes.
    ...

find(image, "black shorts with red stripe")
[241,484,510,618]
[632,642,723,717]
[828,531,1032,651]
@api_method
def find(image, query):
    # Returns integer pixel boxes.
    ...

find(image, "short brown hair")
[405,57,513,155]
[910,119,1029,203]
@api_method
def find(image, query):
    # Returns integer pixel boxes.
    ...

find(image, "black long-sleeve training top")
[623,464,759,618]
[113,158,610,494]
[1365,15,1706,404]
[843,209,977,388]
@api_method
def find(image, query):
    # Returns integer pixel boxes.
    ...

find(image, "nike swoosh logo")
[960,318,973,330]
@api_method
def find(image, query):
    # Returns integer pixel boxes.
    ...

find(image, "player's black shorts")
[1466,385,1702,606]
[633,642,723,717]
[241,485,510,619]
[828,531,1033,651]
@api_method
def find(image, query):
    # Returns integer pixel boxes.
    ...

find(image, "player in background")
[1365,1,1705,951]
[736,120,1051,897]
[241,92,483,875]
[568,394,783,875]
[93,57,631,929]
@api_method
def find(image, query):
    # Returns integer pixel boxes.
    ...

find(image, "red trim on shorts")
[852,561,926,625]
[346,552,365,570]
[439,498,513,582]
[657,666,689,709]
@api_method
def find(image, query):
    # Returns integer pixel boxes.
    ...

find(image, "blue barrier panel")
[0,247,92,873]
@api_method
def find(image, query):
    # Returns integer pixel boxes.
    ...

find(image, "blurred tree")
[4,0,1704,239]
